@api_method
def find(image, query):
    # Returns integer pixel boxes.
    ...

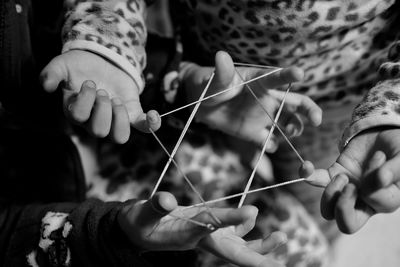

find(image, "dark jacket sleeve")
[0,199,148,267]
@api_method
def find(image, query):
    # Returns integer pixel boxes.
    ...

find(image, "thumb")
[40,56,68,92]
[127,97,161,132]
[135,192,178,227]
[206,51,239,105]
[306,168,330,187]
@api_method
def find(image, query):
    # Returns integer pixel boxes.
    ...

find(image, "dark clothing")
[0,1,143,266]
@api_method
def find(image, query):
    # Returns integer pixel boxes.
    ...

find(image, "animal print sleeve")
[340,41,400,150]
[62,0,148,92]
[0,200,145,266]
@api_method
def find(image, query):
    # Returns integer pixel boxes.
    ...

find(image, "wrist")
[340,115,400,151]
[116,200,147,253]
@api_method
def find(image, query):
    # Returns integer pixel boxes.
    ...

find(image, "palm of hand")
[41,50,160,143]
[197,82,280,146]
[126,200,284,267]
[141,206,218,251]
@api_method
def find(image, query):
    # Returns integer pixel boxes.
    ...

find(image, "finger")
[335,183,374,234]
[377,153,400,187]
[284,113,304,137]
[193,205,259,234]
[66,80,97,123]
[225,246,284,267]
[206,51,238,105]
[320,173,349,220]
[110,97,130,144]
[299,160,315,178]
[255,66,304,90]
[360,151,386,194]
[40,56,67,92]
[249,128,279,152]
[365,150,386,176]
[88,89,112,138]
[247,231,287,254]
[127,99,161,132]
[146,110,162,131]
[269,90,322,126]
[255,256,284,267]
[305,168,330,187]
[232,205,258,236]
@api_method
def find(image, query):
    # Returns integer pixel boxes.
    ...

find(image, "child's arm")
[0,193,285,267]
[308,40,400,234]
[40,0,155,143]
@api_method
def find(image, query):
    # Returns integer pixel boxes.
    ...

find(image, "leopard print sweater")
[61,0,400,149]
[169,0,400,149]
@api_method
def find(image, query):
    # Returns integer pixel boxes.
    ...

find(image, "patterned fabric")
[173,0,398,100]
[61,0,400,147]
[62,0,148,91]
[27,212,72,267]
[341,41,400,148]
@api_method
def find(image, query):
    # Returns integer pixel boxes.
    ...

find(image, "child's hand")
[40,50,160,143]
[200,219,286,267]
[181,51,322,148]
[118,192,285,267]
[307,128,400,233]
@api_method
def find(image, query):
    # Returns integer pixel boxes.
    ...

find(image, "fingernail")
[83,80,96,89]
[97,89,108,97]
[147,110,160,124]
